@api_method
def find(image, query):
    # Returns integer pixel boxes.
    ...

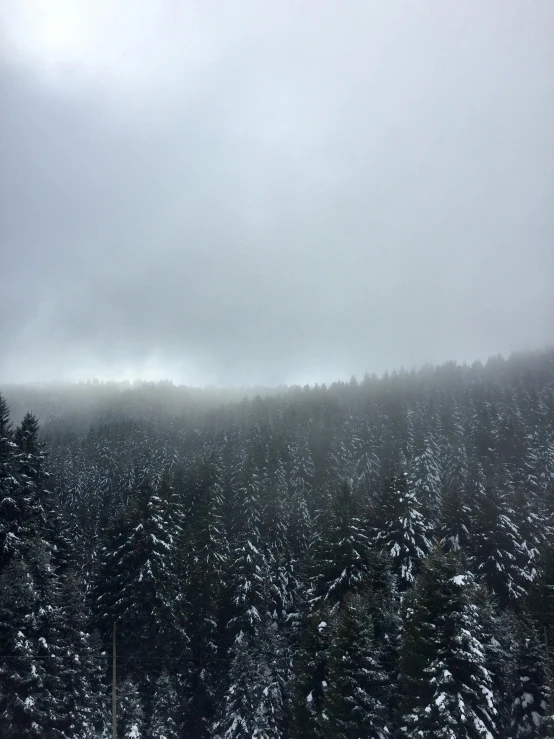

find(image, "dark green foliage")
[400,549,499,738]
[150,671,181,738]
[528,539,554,706]
[440,483,472,554]
[509,615,551,737]
[181,462,229,739]
[118,678,144,738]
[407,431,443,520]
[92,474,188,728]
[309,480,370,612]
[323,592,390,739]
[372,473,433,589]
[213,625,285,739]
[291,608,333,738]
[471,484,528,606]
[0,557,53,738]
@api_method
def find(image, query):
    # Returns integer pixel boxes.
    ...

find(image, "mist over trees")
[1,348,554,737]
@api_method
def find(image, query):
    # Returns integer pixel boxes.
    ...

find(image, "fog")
[1,1,553,386]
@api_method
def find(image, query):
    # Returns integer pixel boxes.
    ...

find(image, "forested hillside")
[1,349,554,738]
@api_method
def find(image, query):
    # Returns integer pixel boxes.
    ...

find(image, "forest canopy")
[1,348,554,737]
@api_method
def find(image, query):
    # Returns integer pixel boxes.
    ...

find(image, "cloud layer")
[1,1,553,385]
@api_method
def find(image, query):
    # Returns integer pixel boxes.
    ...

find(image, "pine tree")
[323,592,390,738]
[291,610,332,739]
[47,568,109,738]
[371,473,433,590]
[119,678,144,739]
[0,555,59,738]
[470,484,528,606]
[309,480,370,612]
[511,486,541,587]
[0,393,14,496]
[440,483,472,554]
[92,479,187,686]
[399,549,499,738]
[260,456,297,626]
[528,540,554,710]
[407,432,443,520]
[509,615,550,737]
[0,406,43,568]
[212,625,284,739]
[260,455,300,734]
[0,405,69,738]
[226,467,267,638]
[288,441,314,557]
[354,441,381,502]
[214,465,286,739]
[444,405,469,492]
[150,671,181,739]
[472,584,518,736]
[181,464,229,739]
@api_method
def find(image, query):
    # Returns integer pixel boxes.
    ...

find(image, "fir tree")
[470,484,528,606]
[528,539,554,707]
[150,671,181,739]
[444,405,470,492]
[212,626,284,739]
[407,432,443,520]
[214,465,286,739]
[119,678,144,739]
[291,609,332,739]
[288,441,314,557]
[309,479,370,612]
[509,615,551,737]
[92,480,187,685]
[371,473,433,590]
[323,591,390,739]
[354,441,381,502]
[0,557,54,738]
[182,468,229,739]
[440,483,472,554]
[399,549,499,739]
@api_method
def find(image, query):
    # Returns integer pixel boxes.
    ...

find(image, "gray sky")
[1,1,553,386]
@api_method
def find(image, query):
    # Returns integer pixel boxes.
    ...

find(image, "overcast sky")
[0,1,553,386]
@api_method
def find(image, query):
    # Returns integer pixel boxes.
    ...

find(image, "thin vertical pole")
[545,623,551,693]
[112,623,117,739]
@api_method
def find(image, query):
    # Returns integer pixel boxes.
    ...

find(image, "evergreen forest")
[1,348,554,738]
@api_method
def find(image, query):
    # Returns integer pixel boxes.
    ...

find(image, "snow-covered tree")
[214,464,286,739]
[407,432,443,520]
[444,405,470,492]
[150,671,181,739]
[323,591,390,738]
[119,678,144,739]
[371,473,433,590]
[292,610,332,739]
[309,480,370,612]
[400,549,499,738]
[181,461,230,738]
[470,484,528,606]
[213,626,285,739]
[288,441,315,556]
[93,479,187,678]
[528,539,554,700]
[509,616,551,737]
[354,440,381,502]
[0,556,54,738]
[440,483,472,554]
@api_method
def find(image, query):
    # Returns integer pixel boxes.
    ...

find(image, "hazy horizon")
[1,1,553,386]
[1,345,551,392]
